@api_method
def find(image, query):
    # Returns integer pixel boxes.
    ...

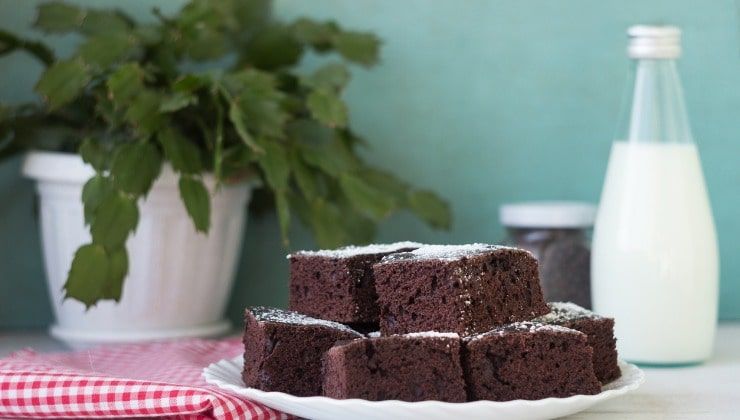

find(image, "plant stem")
[212,90,224,184]
[0,30,54,66]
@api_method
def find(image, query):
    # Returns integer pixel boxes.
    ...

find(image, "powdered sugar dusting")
[378,243,526,263]
[367,331,381,338]
[534,302,604,324]
[465,321,579,342]
[450,266,478,335]
[403,331,460,339]
[248,306,362,336]
[288,241,423,259]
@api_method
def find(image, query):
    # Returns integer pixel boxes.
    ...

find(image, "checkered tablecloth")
[0,337,288,419]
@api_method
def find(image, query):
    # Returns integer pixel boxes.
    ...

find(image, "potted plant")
[0,0,451,346]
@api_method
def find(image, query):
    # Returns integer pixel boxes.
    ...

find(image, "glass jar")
[592,26,718,364]
[500,202,596,308]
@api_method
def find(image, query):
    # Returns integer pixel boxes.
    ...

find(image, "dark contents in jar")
[508,228,591,309]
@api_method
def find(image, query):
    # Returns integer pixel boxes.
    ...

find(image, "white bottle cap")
[628,25,681,59]
[499,201,596,228]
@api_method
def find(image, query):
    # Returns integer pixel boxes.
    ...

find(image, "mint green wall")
[1,0,738,328]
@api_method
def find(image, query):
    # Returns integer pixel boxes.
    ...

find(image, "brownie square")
[288,242,421,324]
[373,244,549,336]
[242,306,362,396]
[534,302,621,383]
[462,322,601,401]
[322,332,466,402]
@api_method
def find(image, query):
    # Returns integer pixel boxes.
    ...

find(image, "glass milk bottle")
[591,26,719,364]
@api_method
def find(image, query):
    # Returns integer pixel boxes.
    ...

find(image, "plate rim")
[203,355,645,409]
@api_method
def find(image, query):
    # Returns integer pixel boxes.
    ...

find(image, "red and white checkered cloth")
[0,337,289,419]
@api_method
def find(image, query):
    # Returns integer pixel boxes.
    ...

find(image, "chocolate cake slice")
[373,244,549,336]
[242,306,362,396]
[322,332,466,402]
[534,302,621,383]
[462,322,601,401]
[288,242,421,324]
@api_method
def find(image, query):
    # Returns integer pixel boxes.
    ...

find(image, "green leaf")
[236,94,288,139]
[287,119,334,145]
[362,168,409,204]
[300,189,376,245]
[81,175,115,225]
[78,32,137,69]
[305,63,350,91]
[91,192,139,249]
[230,0,271,30]
[34,1,84,33]
[299,135,360,177]
[173,0,229,58]
[291,19,337,48]
[340,173,396,221]
[225,69,287,138]
[256,140,289,190]
[124,90,163,136]
[80,10,131,35]
[172,73,212,93]
[407,190,452,229]
[135,24,162,46]
[275,190,290,244]
[287,192,311,227]
[151,44,178,78]
[336,200,376,244]
[159,92,198,112]
[308,200,349,248]
[213,89,225,178]
[179,176,210,232]
[35,59,90,110]
[107,63,144,105]
[290,152,319,199]
[158,126,203,174]
[243,24,303,70]
[221,145,256,180]
[341,129,369,147]
[227,100,263,153]
[94,92,124,128]
[181,26,228,61]
[307,89,348,128]
[110,142,163,195]
[64,244,109,308]
[334,31,381,66]
[176,0,215,27]
[346,220,376,244]
[79,137,107,172]
[101,247,128,301]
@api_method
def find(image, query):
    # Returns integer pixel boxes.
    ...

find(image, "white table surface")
[1,324,739,419]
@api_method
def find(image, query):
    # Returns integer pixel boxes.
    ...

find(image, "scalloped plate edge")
[204,356,644,420]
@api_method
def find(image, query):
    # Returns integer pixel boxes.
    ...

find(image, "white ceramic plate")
[203,356,644,420]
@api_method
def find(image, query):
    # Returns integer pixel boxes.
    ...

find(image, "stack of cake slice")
[242,242,621,402]
[288,242,421,332]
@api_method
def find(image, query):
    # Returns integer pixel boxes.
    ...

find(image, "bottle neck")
[616,59,693,144]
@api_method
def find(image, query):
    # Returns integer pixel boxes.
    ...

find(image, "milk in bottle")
[591,26,719,364]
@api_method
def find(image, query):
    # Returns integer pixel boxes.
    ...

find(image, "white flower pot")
[22,151,252,348]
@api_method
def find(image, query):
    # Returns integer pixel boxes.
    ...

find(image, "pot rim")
[22,151,93,183]
[21,150,254,189]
